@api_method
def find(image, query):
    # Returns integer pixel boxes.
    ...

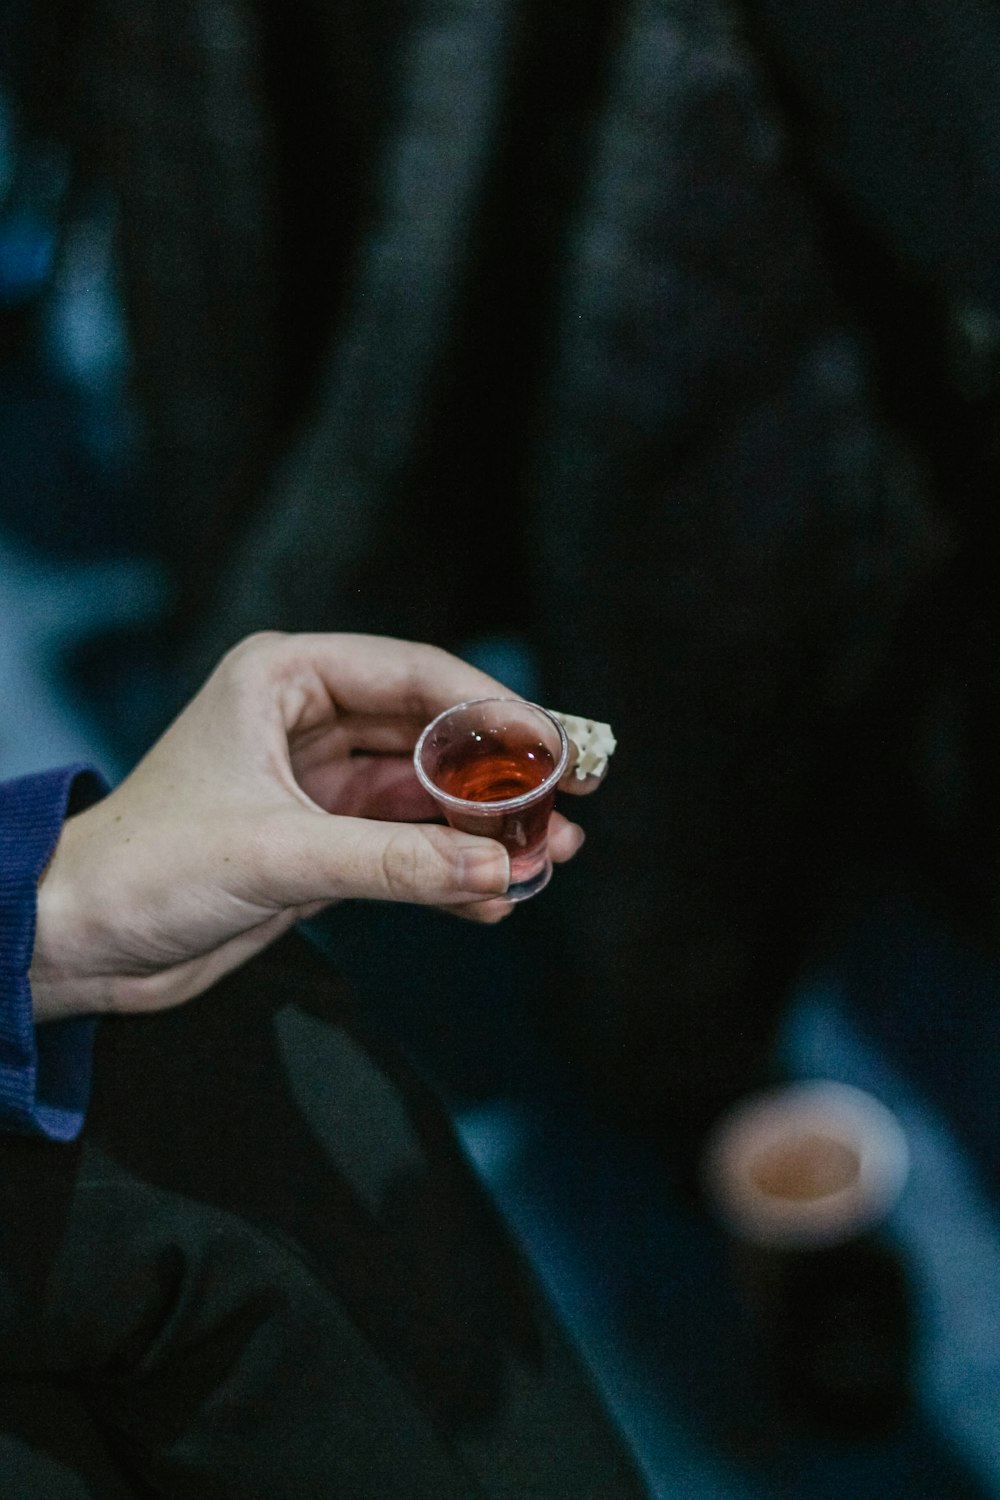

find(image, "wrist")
[30,812,110,1023]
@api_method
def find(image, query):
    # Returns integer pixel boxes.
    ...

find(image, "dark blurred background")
[3,1,1000,1494]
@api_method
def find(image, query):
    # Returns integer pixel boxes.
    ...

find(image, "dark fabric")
[516,0,939,1150]
[754,0,1000,317]
[0,929,647,1498]
[0,767,107,1139]
[749,0,1000,946]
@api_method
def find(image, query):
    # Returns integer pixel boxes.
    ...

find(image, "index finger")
[264,632,521,727]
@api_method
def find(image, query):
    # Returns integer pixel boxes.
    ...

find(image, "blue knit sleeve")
[0,766,110,1140]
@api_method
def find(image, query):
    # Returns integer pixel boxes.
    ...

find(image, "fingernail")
[458,843,510,895]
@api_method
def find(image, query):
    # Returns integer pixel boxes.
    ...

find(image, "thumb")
[276,811,511,906]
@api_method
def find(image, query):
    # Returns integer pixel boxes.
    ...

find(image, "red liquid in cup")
[433,731,557,860]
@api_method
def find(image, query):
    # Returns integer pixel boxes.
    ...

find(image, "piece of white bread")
[549,711,617,781]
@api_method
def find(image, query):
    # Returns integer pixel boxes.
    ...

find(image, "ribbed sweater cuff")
[0,766,109,1140]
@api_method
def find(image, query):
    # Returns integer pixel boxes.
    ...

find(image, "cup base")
[506,860,553,902]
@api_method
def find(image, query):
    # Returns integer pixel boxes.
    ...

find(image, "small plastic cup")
[414,698,570,900]
[702,1080,910,1252]
[701,1081,914,1433]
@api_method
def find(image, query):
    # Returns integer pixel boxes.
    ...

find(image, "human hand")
[30,633,601,1021]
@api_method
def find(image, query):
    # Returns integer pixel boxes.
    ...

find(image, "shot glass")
[414,698,570,900]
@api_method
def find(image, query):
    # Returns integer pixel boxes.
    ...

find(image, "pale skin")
[30,632,600,1023]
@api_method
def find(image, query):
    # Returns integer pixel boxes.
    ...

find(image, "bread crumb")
[549,711,617,781]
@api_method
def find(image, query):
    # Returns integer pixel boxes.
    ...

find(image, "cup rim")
[413,697,570,813]
[701,1080,911,1250]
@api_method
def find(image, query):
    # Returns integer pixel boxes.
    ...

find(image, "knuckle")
[217,631,287,684]
[235,629,287,658]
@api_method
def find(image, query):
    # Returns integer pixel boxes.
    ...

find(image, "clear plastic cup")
[414,698,570,901]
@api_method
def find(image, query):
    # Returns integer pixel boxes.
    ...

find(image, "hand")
[30,632,601,1021]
